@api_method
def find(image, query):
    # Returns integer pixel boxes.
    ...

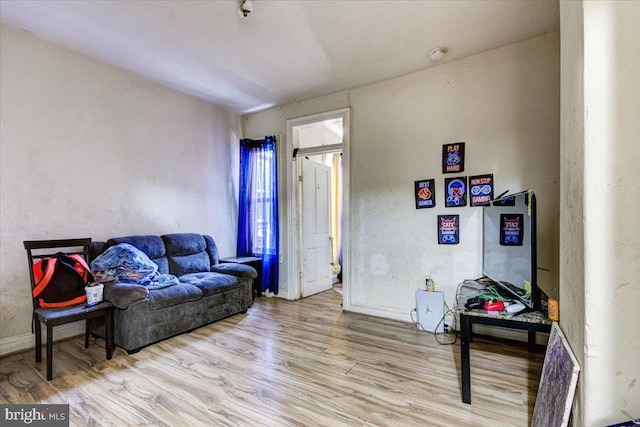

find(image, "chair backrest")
[24,238,92,309]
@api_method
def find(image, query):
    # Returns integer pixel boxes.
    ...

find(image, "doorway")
[284,108,351,307]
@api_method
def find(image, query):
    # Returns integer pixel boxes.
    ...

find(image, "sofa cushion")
[146,283,203,310]
[169,252,211,276]
[203,235,220,265]
[162,234,212,275]
[107,235,169,274]
[162,233,206,255]
[179,272,239,297]
[108,235,165,258]
[104,282,149,309]
[211,263,257,279]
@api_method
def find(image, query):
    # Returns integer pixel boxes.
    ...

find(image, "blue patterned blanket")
[91,243,179,289]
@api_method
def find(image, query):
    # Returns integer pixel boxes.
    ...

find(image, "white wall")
[0,24,242,353]
[559,1,586,425]
[245,34,560,323]
[560,1,640,425]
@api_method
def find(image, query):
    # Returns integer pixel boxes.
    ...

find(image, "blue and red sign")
[445,177,467,207]
[500,213,524,246]
[414,179,436,209]
[438,215,460,245]
[442,142,465,174]
[494,195,516,206]
[469,174,494,206]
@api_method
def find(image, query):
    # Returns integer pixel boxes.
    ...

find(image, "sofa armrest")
[104,282,149,309]
[211,263,257,279]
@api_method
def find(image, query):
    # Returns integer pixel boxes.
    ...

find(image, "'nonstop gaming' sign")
[438,215,459,244]
[469,174,494,206]
[414,179,435,209]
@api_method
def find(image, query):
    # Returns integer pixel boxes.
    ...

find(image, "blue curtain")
[237,136,279,294]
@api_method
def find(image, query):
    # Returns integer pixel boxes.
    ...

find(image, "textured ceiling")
[0,0,559,114]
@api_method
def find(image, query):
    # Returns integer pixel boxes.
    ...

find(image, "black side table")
[220,256,262,298]
[455,279,551,404]
[458,310,551,404]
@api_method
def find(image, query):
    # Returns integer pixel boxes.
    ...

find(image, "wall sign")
[500,213,524,246]
[445,177,467,207]
[494,195,516,206]
[442,142,465,174]
[438,214,459,244]
[469,174,494,206]
[414,179,436,209]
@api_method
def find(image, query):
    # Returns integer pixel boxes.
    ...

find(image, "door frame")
[284,108,351,308]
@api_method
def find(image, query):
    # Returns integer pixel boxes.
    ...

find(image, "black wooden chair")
[24,238,114,380]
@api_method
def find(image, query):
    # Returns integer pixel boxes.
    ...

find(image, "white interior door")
[301,158,332,297]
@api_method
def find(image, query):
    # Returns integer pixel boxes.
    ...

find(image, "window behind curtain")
[237,136,279,294]
[250,148,276,255]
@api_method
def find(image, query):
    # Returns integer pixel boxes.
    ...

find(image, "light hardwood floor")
[0,288,545,426]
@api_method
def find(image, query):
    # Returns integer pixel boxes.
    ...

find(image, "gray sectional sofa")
[88,233,255,353]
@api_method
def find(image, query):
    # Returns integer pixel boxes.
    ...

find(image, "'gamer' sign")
[414,179,436,209]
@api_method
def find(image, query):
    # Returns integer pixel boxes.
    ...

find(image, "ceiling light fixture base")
[237,0,254,18]
[429,47,447,61]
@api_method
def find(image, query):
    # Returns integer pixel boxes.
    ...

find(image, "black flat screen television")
[482,189,540,310]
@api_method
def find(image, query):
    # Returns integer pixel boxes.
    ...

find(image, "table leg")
[105,308,113,360]
[460,314,472,404]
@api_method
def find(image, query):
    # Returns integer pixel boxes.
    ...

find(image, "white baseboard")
[345,303,412,323]
[0,321,85,358]
[345,304,549,345]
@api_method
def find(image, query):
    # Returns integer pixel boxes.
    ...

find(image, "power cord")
[431,280,472,345]
[410,300,458,346]
[436,301,458,345]
[413,279,496,345]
